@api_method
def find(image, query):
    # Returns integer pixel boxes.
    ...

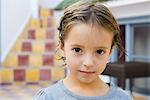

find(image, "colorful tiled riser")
[1,8,65,85]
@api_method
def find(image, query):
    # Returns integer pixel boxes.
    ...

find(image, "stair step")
[40,16,56,28]
[27,27,55,40]
[39,8,54,18]
[2,52,55,68]
[0,67,66,84]
[12,39,55,53]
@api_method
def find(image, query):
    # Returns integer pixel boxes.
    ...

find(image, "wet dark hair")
[57,1,125,59]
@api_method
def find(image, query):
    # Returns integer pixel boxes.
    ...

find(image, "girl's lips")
[78,70,96,78]
[79,70,95,74]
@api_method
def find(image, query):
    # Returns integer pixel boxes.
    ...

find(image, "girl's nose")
[83,54,94,68]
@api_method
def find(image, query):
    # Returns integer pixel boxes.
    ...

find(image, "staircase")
[0,8,65,85]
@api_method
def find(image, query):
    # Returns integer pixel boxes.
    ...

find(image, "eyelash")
[96,50,105,55]
[72,48,105,55]
[72,48,81,53]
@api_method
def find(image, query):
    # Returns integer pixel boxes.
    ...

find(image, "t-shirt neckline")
[59,80,116,100]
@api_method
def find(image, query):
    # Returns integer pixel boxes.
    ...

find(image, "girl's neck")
[63,74,110,96]
[64,74,101,88]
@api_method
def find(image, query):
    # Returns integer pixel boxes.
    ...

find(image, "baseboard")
[133,86,150,95]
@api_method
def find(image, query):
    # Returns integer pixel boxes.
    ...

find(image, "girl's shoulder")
[33,81,62,100]
[110,85,133,100]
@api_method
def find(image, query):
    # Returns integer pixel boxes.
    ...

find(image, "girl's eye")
[73,48,81,53]
[96,50,105,55]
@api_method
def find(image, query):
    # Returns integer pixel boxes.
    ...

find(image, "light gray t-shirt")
[33,80,132,100]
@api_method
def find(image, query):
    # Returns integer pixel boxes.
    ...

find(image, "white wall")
[104,0,150,19]
[1,0,31,62]
[39,0,63,9]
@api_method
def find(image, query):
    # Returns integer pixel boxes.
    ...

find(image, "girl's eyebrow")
[95,47,109,50]
[70,44,109,50]
[70,44,84,48]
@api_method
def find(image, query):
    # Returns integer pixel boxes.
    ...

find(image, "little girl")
[34,1,132,100]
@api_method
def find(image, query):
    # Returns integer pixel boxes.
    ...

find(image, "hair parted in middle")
[58,0,125,57]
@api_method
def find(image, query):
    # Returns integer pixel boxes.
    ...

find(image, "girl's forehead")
[67,22,111,33]
[66,23,113,38]
[64,23,113,47]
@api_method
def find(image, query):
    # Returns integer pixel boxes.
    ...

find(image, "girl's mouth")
[78,70,96,78]
[78,70,96,74]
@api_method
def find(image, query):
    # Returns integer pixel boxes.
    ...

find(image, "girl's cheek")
[66,57,80,68]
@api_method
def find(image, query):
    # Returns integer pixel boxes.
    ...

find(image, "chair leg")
[129,79,134,97]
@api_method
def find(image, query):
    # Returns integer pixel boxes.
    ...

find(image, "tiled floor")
[0,83,51,100]
[0,83,149,100]
[133,92,150,100]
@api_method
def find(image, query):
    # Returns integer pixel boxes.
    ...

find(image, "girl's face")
[61,23,113,84]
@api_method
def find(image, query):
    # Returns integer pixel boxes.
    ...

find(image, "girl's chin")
[78,77,97,84]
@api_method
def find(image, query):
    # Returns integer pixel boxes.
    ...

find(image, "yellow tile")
[3,53,18,67]
[51,67,65,81]
[41,18,48,28]
[30,18,40,28]
[40,8,50,17]
[40,81,53,86]
[13,82,25,85]
[35,28,46,40]
[134,96,148,100]
[18,32,27,39]
[12,41,21,52]
[0,69,13,83]
[32,42,44,53]
[29,55,42,67]
[51,16,57,27]
[26,69,39,82]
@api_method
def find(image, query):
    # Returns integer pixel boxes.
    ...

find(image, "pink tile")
[14,69,25,81]
[43,54,53,66]
[18,55,29,66]
[46,28,55,39]
[22,41,32,52]
[47,17,52,27]
[40,69,51,81]
[49,9,54,16]
[45,42,55,52]
[28,29,35,39]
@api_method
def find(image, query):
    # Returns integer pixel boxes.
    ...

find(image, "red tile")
[46,28,55,39]
[39,18,43,28]
[47,17,52,27]
[40,69,51,81]
[38,6,41,17]
[22,41,32,52]
[0,83,12,85]
[14,69,25,81]
[43,54,53,66]
[28,29,35,39]
[49,9,54,16]
[45,42,55,51]
[18,55,29,66]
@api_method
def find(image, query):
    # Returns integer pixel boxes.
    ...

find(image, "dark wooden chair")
[102,61,150,92]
